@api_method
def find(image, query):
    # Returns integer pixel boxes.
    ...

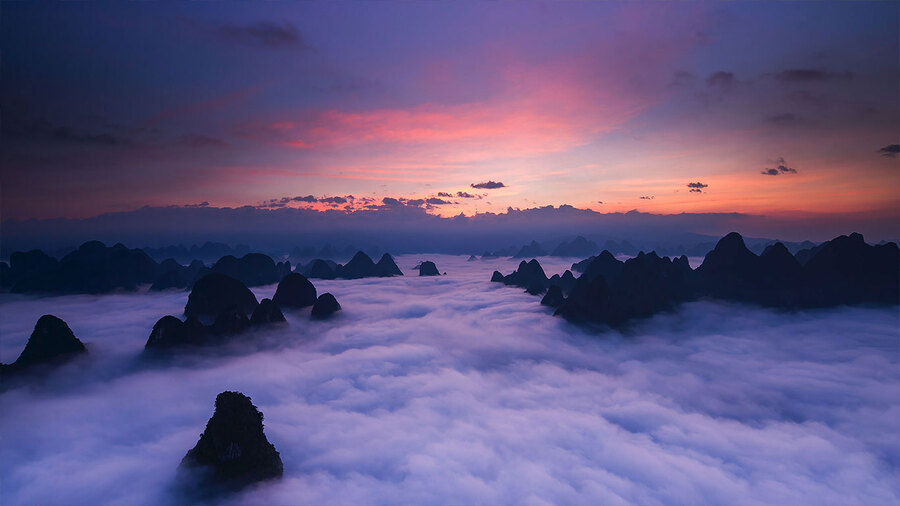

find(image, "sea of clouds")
[1,254,898,505]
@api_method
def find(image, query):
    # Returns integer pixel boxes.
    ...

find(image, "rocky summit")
[272,273,317,308]
[184,273,259,320]
[311,293,341,319]
[2,315,87,375]
[418,261,440,276]
[179,391,283,490]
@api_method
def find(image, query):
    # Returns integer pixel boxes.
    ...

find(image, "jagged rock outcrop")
[375,254,403,277]
[557,251,693,326]
[551,231,898,327]
[513,240,547,258]
[490,271,504,282]
[311,293,341,319]
[694,232,762,302]
[541,285,565,307]
[145,300,284,350]
[1,315,86,374]
[492,259,548,290]
[548,270,577,294]
[418,261,440,276]
[184,274,259,320]
[801,233,899,306]
[551,236,599,257]
[250,299,286,326]
[145,315,207,349]
[272,273,317,308]
[211,253,278,287]
[179,391,283,490]
[577,251,624,284]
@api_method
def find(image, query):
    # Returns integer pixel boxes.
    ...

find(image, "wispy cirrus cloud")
[773,68,853,84]
[878,144,899,158]
[217,21,310,49]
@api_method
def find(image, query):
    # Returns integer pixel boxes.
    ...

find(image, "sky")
[1,2,898,231]
[1,255,898,504]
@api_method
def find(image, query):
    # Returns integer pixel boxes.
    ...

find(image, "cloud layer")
[1,255,898,505]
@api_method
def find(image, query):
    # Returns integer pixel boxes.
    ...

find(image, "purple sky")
[1,2,897,237]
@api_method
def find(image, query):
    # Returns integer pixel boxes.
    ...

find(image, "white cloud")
[0,255,897,504]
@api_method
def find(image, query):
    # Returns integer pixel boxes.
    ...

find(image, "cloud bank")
[1,255,897,505]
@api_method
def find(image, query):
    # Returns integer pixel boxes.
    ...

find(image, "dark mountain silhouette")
[211,253,279,287]
[541,285,565,307]
[145,298,285,350]
[250,299,286,326]
[500,232,898,327]
[375,253,404,276]
[801,233,899,306]
[418,261,440,276]
[467,255,478,261]
[548,270,577,294]
[513,240,547,258]
[142,242,250,264]
[334,251,377,279]
[272,273,317,308]
[491,259,549,292]
[556,251,693,326]
[8,241,158,294]
[296,251,403,279]
[578,251,624,284]
[551,236,599,257]
[1,315,87,376]
[302,259,337,279]
[145,315,208,349]
[184,273,259,320]
[179,391,283,492]
[150,258,209,291]
[1,249,59,288]
[311,293,341,319]
[275,261,292,280]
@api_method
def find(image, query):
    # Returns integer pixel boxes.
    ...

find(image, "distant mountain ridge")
[492,232,899,327]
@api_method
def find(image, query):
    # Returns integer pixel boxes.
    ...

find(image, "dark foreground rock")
[418,261,440,276]
[179,391,283,492]
[272,273,317,308]
[185,274,259,320]
[311,293,341,319]
[1,315,86,375]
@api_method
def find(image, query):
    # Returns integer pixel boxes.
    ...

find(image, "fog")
[1,255,897,505]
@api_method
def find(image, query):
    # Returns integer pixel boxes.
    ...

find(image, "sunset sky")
[1,1,897,222]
